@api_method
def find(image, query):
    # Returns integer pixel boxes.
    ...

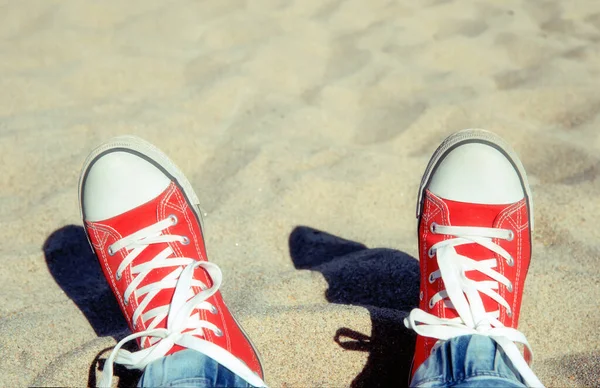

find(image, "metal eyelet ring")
[107,246,115,256]
[428,299,434,309]
[428,247,436,258]
[507,230,514,241]
[124,299,129,306]
[181,236,190,245]
[116,272,122,281]
[210,306,218,314]
[430,222,437,234]
[507,257,515,267]
[419,291,423,301]
[168,214,178,225]
[507,309,512,318]
[215,329,224,337]
[428,273,435,284]
[507,282,513,292]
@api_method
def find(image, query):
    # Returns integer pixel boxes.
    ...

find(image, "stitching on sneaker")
[428,192,451,319]
[515,203,522,323]
[89,222,132,323]
[86,222,110,249]
[494,199,527,322]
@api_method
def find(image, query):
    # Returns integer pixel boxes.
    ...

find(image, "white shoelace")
[98,217,266,388]
[404,223,544,387]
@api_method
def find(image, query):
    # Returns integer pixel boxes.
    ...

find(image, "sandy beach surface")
[1,0,599,386]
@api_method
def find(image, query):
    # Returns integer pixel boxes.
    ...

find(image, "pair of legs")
[137,336,528,387]
[79,130,542,387]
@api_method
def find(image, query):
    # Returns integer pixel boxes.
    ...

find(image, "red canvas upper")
[84,181,263,378]
[413,189,531,375]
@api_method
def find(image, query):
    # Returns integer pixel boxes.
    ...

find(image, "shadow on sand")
[43,224,140,387]
[289,226,420,388]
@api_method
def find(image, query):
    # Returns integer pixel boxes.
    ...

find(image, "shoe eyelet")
[168,214,178,225]
[507,230,514,241]
[428,247,436,258]
[215,329,224,337]
[107,246,115,256]
[430,222,438,234]
[210,306,218,314]
[507,257,515,267]
[181,236,190,245]
[428,299,435,309]
[116,272,122,281]
[419,291,423,301]
[428,273,435,284]
[123,298,129,306]
[507,309,513,318]
[507,282,513,292]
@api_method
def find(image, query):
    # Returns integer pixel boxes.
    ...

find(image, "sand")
[1,0,599,386]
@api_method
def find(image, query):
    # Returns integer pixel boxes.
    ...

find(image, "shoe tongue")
[108,196,179,335]
[441,197,508,228]
[440,197,507,270]
[138,266,213,349]
[436,195,516,319]
[443,198,507,264]
[97,186,210,341]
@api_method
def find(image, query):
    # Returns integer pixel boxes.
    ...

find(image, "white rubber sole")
[416,129,534,231]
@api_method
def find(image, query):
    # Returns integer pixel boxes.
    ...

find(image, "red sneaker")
[404,129,542,386]
[78,136,265,387]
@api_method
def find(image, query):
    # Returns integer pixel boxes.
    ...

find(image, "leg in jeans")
[404,130,544,387]
[138,349,252,388]
[411,335,526,388]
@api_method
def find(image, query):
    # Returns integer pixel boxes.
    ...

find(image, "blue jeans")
[411,335,527,387]
[138,335,527,387]
[138,349,253,387]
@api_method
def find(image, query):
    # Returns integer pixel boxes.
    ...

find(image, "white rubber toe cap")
[82,151,171,222]
[428,143,524,205]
